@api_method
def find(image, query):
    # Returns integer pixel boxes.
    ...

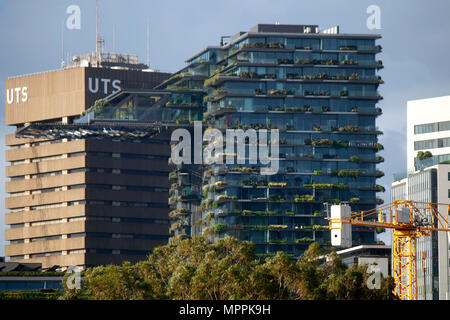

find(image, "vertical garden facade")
[163,24,384,257]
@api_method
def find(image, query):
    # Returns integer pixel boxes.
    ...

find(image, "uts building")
[4,53,171,270]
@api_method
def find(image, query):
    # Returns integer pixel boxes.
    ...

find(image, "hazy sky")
[1,0,450,255]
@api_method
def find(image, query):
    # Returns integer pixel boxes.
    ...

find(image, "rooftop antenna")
[61,20,65,69]
[146,19,150,68]
[113,24,116,54]
[95,0,105,59]
[96,0,98,54]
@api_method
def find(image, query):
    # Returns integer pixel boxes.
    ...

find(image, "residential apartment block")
[162,24,385,257]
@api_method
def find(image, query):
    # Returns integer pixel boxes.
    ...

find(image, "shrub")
[349,156,360,162]
[417,151,432,161]
[214,224,227,234]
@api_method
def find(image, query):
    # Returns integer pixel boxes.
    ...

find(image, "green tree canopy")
[62,237,396,300]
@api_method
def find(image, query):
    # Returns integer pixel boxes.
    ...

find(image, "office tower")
[163,24,385,257]
[4,53,171,270]
[391,95,450,300]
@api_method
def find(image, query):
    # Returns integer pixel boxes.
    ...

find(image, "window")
[414,123,435,134]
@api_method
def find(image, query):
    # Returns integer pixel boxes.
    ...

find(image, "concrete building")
[4,53,172,270]
[336,244,391,278]
[391,95,450,300]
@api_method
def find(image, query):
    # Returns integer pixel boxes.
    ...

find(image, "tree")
[63,237,397,300]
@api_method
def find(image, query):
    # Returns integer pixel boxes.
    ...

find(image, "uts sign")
[6,78,121,106]
[6,87,28,104]
[88,77,121,95]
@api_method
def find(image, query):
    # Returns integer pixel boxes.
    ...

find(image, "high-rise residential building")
[4,53,172,270]
[162,24,385,257]
[391,95,450,300]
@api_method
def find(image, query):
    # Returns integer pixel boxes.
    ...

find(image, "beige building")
[4,60,172,270]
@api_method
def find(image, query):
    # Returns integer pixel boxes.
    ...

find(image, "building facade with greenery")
[160,24,384,257]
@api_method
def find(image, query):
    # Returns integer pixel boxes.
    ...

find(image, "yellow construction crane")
[329,200,450,300]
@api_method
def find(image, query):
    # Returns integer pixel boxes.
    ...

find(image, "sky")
[1,0,450,255]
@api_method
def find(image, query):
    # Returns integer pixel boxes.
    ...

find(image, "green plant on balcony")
[269,194,286,202]
[286,211,295,215]
[227,210,241,216]
[313,170,323,175]
[324,198,340,205]
[350,197,360,204]
[239,71,259,79]
[254,89,265,95]
[296,238,314,243]
[243,210,277,216]
[203,169,214,177]
[205,212,216,226]
[334,140,349,149]
[339,45,357,50]
[322,106,330,112]
[313,212,324,217]
[169,208,188,218]
[312,225,329,231]
[376,143,384,151]
[313,125,322,132]
[311,138,334,147]
[277,58,293,64]
[216,195,236,202]
[339,125,360,133]
[286,167,295,173]
[349,155,361,162]
[376,185,386,192]
[376,227,385,234]
[417,151,432,161]
[340,60,358,65]
[243,225,269,231]
[267,89,287,96]
[268,182,287,188]
[269,225,288,230]
[214,224,227,234]
[214,180,228,189]
[269,239,287,244]
[82,99,107,117]
[267,42,284,48]
[338,169,360,178]
[295,194,315,202]
[263,74,277,80]
[340,90,349,97]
